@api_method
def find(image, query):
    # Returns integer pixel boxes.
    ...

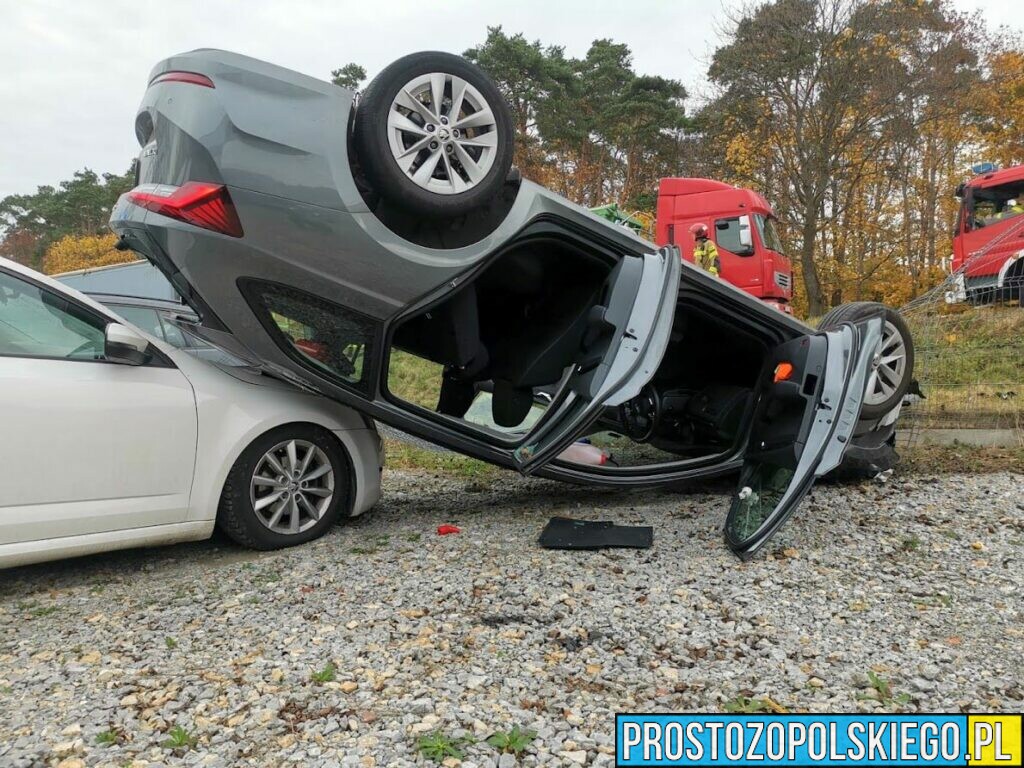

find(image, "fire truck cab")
[948,163,1024,305]
[655,178,794,313]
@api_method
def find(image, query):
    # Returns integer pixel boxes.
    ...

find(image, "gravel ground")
[1,469,1022,767]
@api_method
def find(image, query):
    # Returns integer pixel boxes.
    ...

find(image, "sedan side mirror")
[105,322,149,365]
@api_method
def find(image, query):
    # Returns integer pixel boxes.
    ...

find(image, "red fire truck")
[947,163,1024,305]
[654,178,794,313]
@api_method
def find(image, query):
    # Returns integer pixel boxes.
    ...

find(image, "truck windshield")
[755,214,784,252]
[967,181,1024,230]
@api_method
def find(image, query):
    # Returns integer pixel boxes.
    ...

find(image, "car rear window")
[241,280,378,394]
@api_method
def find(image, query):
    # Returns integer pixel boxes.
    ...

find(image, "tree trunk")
[801,212,825,317]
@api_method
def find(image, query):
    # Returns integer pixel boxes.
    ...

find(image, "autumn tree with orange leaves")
[42,233,137,275]
[698,0,987,316]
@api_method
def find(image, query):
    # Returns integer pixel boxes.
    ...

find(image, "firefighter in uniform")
[689,223,721,276]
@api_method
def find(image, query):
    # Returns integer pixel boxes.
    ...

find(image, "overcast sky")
[1,0,1019,199]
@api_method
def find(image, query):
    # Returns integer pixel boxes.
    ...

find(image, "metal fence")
[898,222,1024,448]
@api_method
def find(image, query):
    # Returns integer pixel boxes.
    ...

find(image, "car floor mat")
[538,516,653,550]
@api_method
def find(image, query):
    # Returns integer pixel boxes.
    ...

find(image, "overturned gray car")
[109,49,914,558]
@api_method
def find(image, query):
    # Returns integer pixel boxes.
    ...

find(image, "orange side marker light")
[773,362,794,383]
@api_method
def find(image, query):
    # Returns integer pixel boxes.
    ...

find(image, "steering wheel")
[618,383,660,442]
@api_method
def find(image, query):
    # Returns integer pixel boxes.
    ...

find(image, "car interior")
[599,304,767,460]
[385,232,773,467]
[390,231,613,429]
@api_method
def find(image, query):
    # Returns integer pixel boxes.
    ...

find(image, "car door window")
[725,317,882,559]
[158,313,188,347]
[241,280,379,394]
[107,304,188,349]
[0,271,105,360]
[715,217,752,255]
[110,305,166,341]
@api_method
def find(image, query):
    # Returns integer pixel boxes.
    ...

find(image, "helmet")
[689,223,709,239]
[1008,199,1018,207]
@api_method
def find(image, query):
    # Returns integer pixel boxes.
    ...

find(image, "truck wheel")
[353,51,514,218]
[818,302,915,419]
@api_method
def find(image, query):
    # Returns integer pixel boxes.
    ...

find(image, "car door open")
[513,246,681,473]
[725,313,884,559]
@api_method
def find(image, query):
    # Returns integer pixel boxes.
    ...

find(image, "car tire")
[817,301,915,419]
[353,51,514,217]
[216,424,351,551]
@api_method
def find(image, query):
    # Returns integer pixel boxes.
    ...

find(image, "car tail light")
[128,182,243,237]
[150,71,215,88]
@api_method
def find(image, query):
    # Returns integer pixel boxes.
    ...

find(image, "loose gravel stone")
[0,469,1021,766]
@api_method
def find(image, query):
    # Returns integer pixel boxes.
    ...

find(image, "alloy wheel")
[864,319,908,407]
[249,439,334,535]
[387,72,499,194]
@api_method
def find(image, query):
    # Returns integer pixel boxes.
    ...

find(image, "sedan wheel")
[387,72,500,196]
[217,425,350,550]
[864,319,909,410]
[353,51,514,217]
[817,301,915,419]
[250,439,335,535]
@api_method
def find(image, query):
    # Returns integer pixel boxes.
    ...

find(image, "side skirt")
[0,521,214,570]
